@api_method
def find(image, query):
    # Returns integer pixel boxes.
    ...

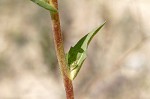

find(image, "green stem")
[49,0,74,99]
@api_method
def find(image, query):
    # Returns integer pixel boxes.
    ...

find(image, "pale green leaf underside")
[31,0,57,12]
[66,22,106,80]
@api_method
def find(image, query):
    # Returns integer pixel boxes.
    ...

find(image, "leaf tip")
[97,21,106,30]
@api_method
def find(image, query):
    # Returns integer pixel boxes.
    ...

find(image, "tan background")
[0,0,150,99]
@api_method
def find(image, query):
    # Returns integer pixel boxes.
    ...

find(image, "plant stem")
[49,0,74,99]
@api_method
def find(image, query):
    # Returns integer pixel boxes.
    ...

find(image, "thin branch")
[49,0,74,99]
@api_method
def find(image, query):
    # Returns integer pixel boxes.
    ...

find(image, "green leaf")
[66,22,106,80]
[31,0,57,12]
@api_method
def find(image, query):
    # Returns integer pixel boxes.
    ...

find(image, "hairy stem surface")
[49,0,74,99]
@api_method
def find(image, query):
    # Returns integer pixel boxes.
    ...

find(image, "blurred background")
[0,0,150,99]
